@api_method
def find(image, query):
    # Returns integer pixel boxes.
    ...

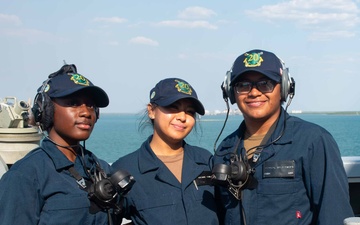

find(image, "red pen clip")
[296,210,302,219]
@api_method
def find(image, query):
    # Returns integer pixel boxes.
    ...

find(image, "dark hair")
[137,106,154,135]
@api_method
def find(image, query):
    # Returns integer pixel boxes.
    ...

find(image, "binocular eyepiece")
[88,169,135,214]
[212,162,248,186]
[211,162,257,200]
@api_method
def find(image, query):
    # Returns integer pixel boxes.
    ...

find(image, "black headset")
[214,57,296,200]
[221,59,295,104]
[31,64,100,129]
[32,78,51,125]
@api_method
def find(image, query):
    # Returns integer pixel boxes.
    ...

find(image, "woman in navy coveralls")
[112,78,219,225]
[213,49,354,225]
[0,64,112,225]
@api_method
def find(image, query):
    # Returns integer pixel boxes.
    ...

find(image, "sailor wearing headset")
[213,49,354,225]
[0,64,134,225]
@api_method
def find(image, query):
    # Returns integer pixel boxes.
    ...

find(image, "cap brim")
[155,96,205,115]
[51,86,109,107]
[231,69,281,85]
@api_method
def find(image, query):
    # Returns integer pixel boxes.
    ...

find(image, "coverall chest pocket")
[255,179,303,225]
[42,193,90,210]
[40,193,90,223]
[192,184,215,201]
[135,192,179,223]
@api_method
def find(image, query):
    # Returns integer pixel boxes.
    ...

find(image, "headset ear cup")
[229,87,235,104]
[32,93,53,131]
[41,97,54,131]
[281,68,290,101]
[33,77,52,125]
[289,77,295,98]
[95,107,99,120]
[222,70,236,104]
[32,93,43,123]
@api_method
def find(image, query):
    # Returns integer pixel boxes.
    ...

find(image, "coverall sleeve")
[0,170,42,224]
[306,131,354,224]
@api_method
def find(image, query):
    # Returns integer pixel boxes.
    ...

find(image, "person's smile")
[171,122,187,131]
[245,99,267,107]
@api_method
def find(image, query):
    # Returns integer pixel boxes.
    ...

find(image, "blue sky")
[1,0,360,113]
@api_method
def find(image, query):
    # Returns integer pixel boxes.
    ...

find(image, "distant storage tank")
[0,97,42,177]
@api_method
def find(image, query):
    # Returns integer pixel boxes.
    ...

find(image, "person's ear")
[147,103,155,119]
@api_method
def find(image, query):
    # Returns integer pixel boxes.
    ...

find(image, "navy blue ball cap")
[230,49,284,85]
[38,65,109,107]
[149,78,205,115]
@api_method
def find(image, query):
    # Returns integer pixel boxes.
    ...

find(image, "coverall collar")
[40,138,74,170]
[138,135,210,187]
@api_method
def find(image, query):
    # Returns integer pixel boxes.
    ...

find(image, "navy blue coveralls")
[0,138,111,225]
[111,136,219,225]
[214,109,354,225]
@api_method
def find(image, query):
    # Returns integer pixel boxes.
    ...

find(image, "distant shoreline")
[101,111,360,116]
[293,111,360,115]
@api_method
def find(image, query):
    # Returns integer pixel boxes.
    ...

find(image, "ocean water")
[87,113,360,163]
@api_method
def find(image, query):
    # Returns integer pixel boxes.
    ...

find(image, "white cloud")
[129,36,159,46]
[156,20,217,29]
[150,7,218,30]
[245,0,360,40]
[93,17,127,24]
[178,6,217,20]
[0,14,22,26]
[308,30,356,41]
[0,13,65,43]
[0,28,66,43]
